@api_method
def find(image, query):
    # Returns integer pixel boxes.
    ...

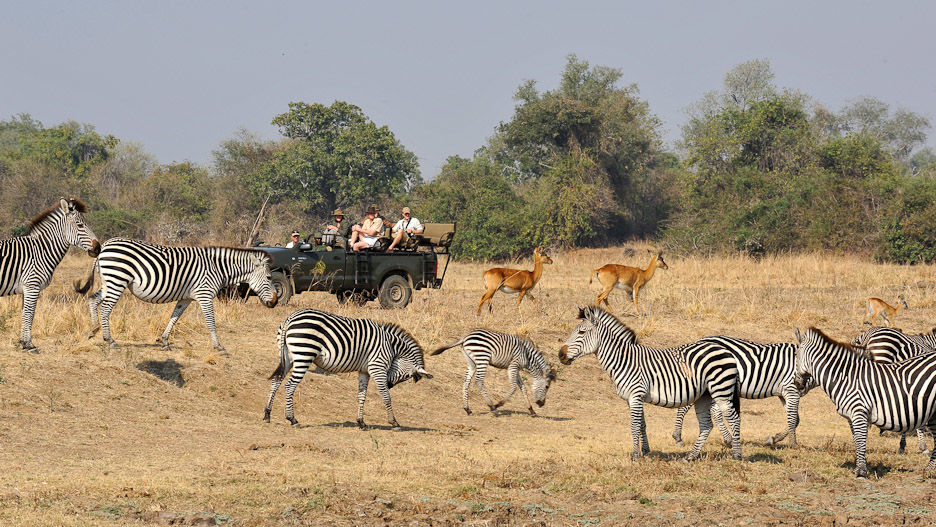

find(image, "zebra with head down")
[0,198,100,352]
[264,309,433,430]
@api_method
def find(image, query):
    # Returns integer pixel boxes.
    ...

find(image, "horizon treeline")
[2,56,934,262]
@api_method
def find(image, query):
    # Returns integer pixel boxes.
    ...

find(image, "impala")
[862,295,907,327]
[591,250,668,316]
[477,246,552,315]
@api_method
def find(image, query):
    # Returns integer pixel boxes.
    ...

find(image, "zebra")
[430,329,556,416]
[671,337,814,448]
[559,306,743,460]
[850,326,936,455]
[74,238,277,354]
[264,309,433,430]
[794,327,936,477]
[0,198,100,352]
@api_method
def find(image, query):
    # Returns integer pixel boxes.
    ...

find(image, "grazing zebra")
[794,327,936,477]
[671,337,814,448]
[74,238,277,354]
[0,198,100,352]
[851,326,936,454]
[430,329,556,416]
[264,309,433,430]
[559,306,743,460]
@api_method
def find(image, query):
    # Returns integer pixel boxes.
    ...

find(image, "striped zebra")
[1,198,100,352]
[794,327,936,477]
[671,337,813,448]
[851,326,936,454]
[430,329,556,416]
[74,238,277,354]
[559,306,743,460]
[264,309,433,430]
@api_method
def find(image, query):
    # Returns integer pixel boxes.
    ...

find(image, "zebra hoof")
[391,424,402,431]
[731,452,742,461]
[674,440,683,447]
[357,419,367,430]
[764,436,775,446]
[288,418,299,428]
[464,408,472,416]
[528,407,537,417]
[23,346,39,354]
[922,450,932,458]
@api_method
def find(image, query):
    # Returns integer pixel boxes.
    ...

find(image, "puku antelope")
[591,250,668,316]
[862,295,908,327]
[476,246,552,315]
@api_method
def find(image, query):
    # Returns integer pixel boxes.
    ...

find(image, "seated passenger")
[286,230,301,248]
[322,208,347,247]
[348,205,384,252]
[385,206,424,252]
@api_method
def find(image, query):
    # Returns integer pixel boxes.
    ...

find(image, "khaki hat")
[402,206,411,214]
[366,204,379,215]
[332,208,344,217]
[291,230,300,237]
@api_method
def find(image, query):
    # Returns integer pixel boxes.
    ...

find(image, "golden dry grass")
[2,244,935,526]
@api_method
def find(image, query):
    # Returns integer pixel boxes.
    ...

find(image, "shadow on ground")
[136,359,185,387]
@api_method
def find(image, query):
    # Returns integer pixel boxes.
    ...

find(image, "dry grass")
[2,244,935,525]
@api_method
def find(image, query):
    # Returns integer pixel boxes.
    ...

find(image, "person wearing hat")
[325,208,346,236]
[385,206,424,252]
[286,230,301,248]
[348,204,384,251]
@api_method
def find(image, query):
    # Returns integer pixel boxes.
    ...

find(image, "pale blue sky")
[2,1,934,179]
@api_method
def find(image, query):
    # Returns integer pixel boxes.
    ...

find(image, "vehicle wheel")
[271,271,292,305]
[379,275,412,309]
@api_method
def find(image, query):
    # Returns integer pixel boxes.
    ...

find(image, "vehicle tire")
[271,271,292,305]
[378,274,412,309]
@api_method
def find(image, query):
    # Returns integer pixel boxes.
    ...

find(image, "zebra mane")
[808,327,862,354]
[582,305,637,341]
[29,198,88,232]
[380,321,422,351]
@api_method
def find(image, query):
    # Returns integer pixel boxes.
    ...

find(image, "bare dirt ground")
[2,245,936,526]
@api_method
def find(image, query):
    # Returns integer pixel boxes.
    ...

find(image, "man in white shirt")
[286,230,300,248]
[385,206,423,252]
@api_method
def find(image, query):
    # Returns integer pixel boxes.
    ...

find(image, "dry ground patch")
[2,245,936,525]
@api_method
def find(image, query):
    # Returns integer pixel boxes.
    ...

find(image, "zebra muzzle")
[89,240,101,257]
[264,291,278,308]
[558,346,572,365]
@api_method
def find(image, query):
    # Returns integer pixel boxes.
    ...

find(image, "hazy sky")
[3,1,934,179]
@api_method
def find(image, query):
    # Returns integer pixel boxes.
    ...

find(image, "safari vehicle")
[249,222,455,309]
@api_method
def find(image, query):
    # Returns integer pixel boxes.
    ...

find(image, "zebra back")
[851,327,936,363]
[697,336,799,399]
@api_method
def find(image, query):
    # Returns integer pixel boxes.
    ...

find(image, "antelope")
[862,295,908,327]
[477,246,553,315]
[591,250,668,316]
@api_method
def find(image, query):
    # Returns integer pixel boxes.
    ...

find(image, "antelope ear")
[60,198,70,213]
[416,367,433,379]
[794,328,803,344]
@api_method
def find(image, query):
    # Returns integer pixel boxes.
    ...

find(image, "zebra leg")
[495,364,522,411]
[86,289,103,338]
[158,300,191,350]
[926,425,936,470]
[687,395,715,461]
[463,362,476,415]
[356,372,370,429]
[263,377,283,423]
[509,367,537,416]
[369,366,400,430]
[282,366,310,427]
[672,406,689,446]
[898,432,907,454]
[849,412,870,477]
[473,364,498,413]
[18,287,40,353]
[627,396,647,458]
[98,289,123,349]
[918,428,931,456]
[768,390,800,447]
[195,296,226,355]
[714,395,743,460]
[710,403,733,446]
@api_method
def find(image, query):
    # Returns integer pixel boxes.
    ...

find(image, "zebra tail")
[732,380,741,416]
[73,258,99,295]
[269,326,293,381]
[430,338,465,356]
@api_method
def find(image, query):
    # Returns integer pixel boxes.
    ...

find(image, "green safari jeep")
[251,223,455,309]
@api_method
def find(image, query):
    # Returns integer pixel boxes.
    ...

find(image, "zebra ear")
[60,198,70,213]
[576,306,586,319]
[416,367,432,379]
[249,252,263,266]
[794,328,803,344]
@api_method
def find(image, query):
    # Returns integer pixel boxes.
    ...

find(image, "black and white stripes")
[559,306,743,460]
[794,327,936,477]
[1,198,100,352]
[264,309,432,429]
[75,238,277,353]
[431,329,556,416]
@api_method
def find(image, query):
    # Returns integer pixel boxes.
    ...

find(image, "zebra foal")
[75,238,277,354]
[671,337,812,448]
[0,198,100,352]
[431,329,556,416]
[850,326,936,455]
[794,327,936,477]
[559,306,743,460]
[264,309,432,430]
